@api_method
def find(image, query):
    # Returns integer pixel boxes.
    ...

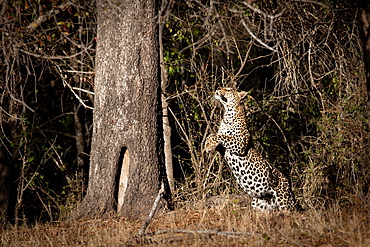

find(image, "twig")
[26,1,72,33]
[292,0,330,8]
[167,106,199,167]
[65,70,95,74]
[19,49,85,60]
[138,184,165,235]
[264,112,292,155]
[128,228,256,246]
[8,92,35,113]
[53,63,94,110]
[72,87,95,95]
[242,2,285,19]
[240,17,277,52]
[143,228,256,239]
[128,228,257,246]
[248,96,293,155]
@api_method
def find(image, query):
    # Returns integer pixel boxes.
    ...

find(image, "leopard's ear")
[238,91,248,100]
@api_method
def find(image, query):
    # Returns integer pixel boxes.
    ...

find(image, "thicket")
[0,0,95,223]
[0,0,369,224]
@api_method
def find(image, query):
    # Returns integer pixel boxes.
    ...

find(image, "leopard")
[205,87,299,211]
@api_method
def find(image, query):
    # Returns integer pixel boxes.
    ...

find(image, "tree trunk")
[70,0,170,220]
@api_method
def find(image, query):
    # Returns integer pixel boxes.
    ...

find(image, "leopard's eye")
[220,95,227,102]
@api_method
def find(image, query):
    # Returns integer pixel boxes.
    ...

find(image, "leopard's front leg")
[204,134,220,152]
[205,134,247,155]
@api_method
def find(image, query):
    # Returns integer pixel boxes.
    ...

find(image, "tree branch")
[240,17,277,52]
[138,184,165,235]
[26,1,72,33]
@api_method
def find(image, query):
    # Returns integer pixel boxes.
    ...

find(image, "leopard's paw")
[204,134,219,152]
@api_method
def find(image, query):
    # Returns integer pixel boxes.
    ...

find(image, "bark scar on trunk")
[117,147,129,212]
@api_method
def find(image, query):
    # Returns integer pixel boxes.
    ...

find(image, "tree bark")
[70,0,170,220]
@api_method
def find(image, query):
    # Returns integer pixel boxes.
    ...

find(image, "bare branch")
[292,0,330,8]
[54,63,94,110]
[19,49,86,60]
[138,184,165,235]
[26,1,73,33]
[8,92,35,113]
[72,87,95,95]
[143,228,255,239]
[242,2,285,19]
[65,70,94,74]
[240,17,277,52]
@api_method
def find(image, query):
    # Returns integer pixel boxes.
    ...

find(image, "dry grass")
[1,195,370,247]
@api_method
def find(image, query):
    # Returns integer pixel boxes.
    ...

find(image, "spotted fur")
[204,88,250,156]
[205,87,298,211]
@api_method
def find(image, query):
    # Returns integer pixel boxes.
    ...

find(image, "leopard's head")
[214,87,248,109]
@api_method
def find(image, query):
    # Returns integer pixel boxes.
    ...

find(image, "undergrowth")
[1,194,369,246]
